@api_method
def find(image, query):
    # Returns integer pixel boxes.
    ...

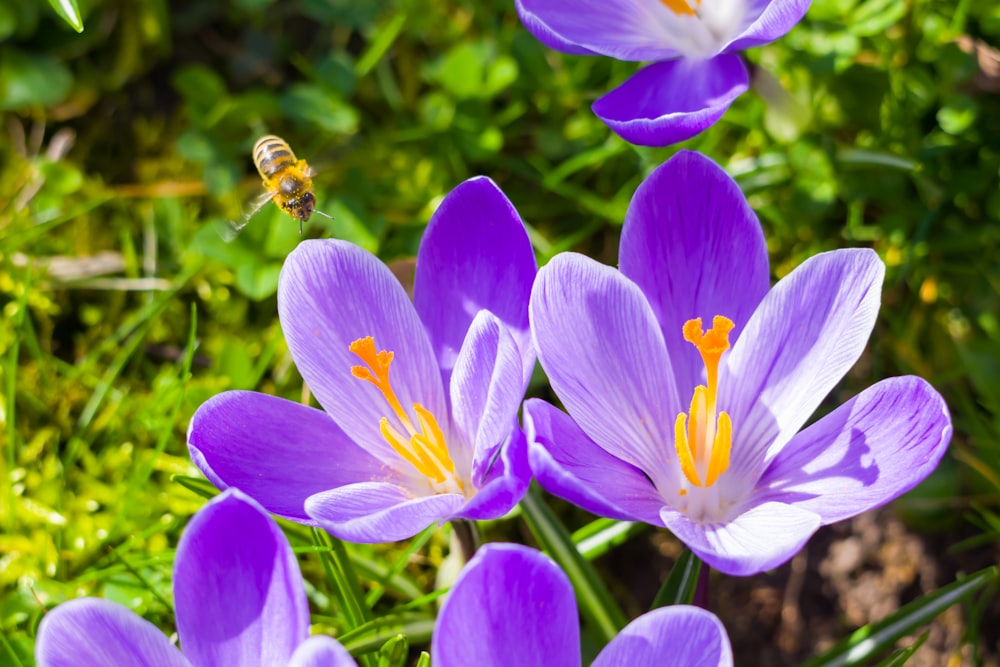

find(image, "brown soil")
[605,508,1000,666]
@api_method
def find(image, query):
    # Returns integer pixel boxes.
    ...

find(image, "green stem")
[650,546,703,609]
[449,519,481,563]
[519,484,626,646]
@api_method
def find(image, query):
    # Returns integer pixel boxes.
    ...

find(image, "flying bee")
[225,134,332,239]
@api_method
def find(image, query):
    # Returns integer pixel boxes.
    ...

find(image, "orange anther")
[660,0,697,15]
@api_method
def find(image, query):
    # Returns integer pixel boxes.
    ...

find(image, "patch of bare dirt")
[603,507,999,666]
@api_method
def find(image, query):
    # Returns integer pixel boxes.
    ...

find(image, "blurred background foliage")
[1,0,999,662]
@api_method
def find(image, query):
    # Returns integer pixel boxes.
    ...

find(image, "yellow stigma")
[660,0,699,16]
[350,336,458,487]
[673,316,733,488]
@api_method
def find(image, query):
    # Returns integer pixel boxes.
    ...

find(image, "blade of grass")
[375,634,408,667]
[572,518,647,560]
[339,613,436,656]
[312,528,376,667]
[0,631,26,667]
[800,566,997,667]
[650,547,702,608]
[47,0,84,32]
[355,13,407,78]
[873,633,927,667]
[365,522,436,607]
[519,484,626,647]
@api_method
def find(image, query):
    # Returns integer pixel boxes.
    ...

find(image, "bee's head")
[295,192,316,222]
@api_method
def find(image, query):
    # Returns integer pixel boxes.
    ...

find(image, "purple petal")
[723,249,884,480]
[514,0,598,55]
[726,0,812,51]
[305,482,464,542]
[433,544,580,667]
[756,376,952,524]
[592,56,749,147]
[593,606,733,667]
[619,150,769,392]
[174,490,309,667]
[524,399,664,524]
[187,391,395,524]
[530,252,681,480]
[288,636,357,667]
[451,421,531,521]
[414,177,537,386]
[278,240,446,467]
[660,502,821,575]
[450,311,526,481]
[515,0,683,60]
[35,598,190,667]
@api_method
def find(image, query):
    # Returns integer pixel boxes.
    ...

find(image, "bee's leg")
[299,218,303,235]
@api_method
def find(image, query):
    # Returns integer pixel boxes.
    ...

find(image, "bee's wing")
[219,191,274,242]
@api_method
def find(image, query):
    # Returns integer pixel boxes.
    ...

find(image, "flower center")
[349,336,461,492]
[674,316,733,491]
[656,0,749,60]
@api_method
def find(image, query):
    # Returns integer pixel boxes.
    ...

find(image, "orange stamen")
[660,0,697,16]
[673,316,734,488]
[350,336,458,487]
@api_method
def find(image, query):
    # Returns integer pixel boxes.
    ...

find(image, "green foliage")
[1,0,999,663]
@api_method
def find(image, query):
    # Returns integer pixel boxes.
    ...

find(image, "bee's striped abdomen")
[253,135,297,179]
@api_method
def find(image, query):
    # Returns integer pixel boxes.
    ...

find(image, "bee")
[226,134,332,239]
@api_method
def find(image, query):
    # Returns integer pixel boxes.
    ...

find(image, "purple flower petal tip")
[289,636,358,667]
[727,0,813,51]
[433,544,581,667]
[594,605,734,667]
[36,599,189,667]
[174,489,310,667]
[435,544,734,667]
[593,55,749,146]
[415,176,536,386]
[514,0,601,55]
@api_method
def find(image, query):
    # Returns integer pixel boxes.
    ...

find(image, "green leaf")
[0,48,73,109]
[849,0,907,36]
[313,530,377,667]
[432,42,486,99]
[650,547,702,609]
[572,518,647,560]
[46,0,83,32]
[519,485,627,647]
[234,261,282,301]
[339,613,436,655]
[355,13,407,78]
[281,84,359,135]
[375,634,408,667]
[873,633,928,667]
[172,64,228,109]
[170,475,219,501]
[414,652,431,667]
[800,566,997,667]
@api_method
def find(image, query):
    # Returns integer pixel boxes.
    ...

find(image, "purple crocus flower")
[433,542,732,666]
[515,0,810,146]
[36,489,356,667]
[525,150,952,576]
[188,177,537,543]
